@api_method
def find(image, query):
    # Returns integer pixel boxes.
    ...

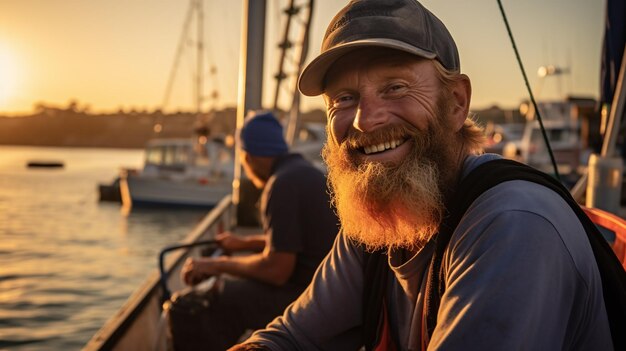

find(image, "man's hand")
[181,257,222,286]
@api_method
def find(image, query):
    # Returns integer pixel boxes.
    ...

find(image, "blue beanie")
[239,112,288,157]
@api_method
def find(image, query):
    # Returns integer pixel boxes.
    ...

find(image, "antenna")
[537,64,570,100]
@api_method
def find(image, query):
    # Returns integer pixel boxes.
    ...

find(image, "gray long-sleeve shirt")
[244,154,613,350]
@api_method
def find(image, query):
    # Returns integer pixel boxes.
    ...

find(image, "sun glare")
[0,44,19,108]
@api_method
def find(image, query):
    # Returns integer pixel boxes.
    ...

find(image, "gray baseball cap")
[298,0,460,96]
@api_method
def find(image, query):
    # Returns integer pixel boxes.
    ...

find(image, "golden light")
[0,44,19,108]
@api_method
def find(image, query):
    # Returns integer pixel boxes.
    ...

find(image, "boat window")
[530,126,577,144]
[550,129,564,141]
[146,145,189,166]
[146,146,164,165]
[163,146,176,165]
[219,148,232,163]
[195,143,210,166]
[161,145,190,166]
[174,145,190,165]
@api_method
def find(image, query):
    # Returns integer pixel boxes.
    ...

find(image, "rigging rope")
[496,0,561,181]
[162,0,196,110]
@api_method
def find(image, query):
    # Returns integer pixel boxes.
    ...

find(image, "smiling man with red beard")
[321,49,478,252]
[231,1,614,350]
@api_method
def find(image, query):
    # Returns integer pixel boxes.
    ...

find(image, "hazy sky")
[0,0,606,115]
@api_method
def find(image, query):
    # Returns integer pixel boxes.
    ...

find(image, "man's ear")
[449,74,472,131]
[242,151,250,162]
[241,151,253,168]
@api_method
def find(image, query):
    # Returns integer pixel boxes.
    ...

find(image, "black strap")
[424,159,626,350]
[362,246,388,350]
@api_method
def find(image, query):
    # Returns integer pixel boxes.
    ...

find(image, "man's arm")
[182,248,295,286]
[227,343,268,351]
[217,232,267,253]
[237,233,366,350]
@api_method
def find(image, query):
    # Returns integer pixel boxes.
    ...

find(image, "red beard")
[322,104,460,251]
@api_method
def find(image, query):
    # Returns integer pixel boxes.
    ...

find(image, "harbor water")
[0,146,211,350]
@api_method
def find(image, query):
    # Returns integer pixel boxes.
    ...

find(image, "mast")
[271,0,314,145]
[233,0,267,209]
[161,0,206,123]
[272,0,297,110]
[161,1,195,112]
[600,47,626,159]
[285,0,314,146]
[571,47,626,211]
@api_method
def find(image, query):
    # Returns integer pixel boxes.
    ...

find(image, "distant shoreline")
[0,106,331,149]
[0,104,524,149]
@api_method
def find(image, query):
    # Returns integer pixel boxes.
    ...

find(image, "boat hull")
[121,173,232,209]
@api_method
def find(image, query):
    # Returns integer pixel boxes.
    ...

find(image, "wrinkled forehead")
[322,48,430,93]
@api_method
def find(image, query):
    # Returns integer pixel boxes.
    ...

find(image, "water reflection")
[0,146,211,350]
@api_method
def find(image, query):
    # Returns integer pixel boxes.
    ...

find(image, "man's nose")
[353,95,388,133]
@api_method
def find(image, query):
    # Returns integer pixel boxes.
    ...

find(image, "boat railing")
[158,239,220,302]
[83,194,234,351]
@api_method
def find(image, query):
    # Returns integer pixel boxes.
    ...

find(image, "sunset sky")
[0,0,606,115]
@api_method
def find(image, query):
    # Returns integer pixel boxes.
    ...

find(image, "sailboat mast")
[285,0,314,146]
[196,0,204,115]
[273,0,297,110]
[233,0,266,208]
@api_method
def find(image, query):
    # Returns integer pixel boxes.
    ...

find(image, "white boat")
[503,98,597,175]
[120,137,234,209]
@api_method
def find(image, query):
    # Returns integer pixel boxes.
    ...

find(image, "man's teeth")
[363,139,404,155]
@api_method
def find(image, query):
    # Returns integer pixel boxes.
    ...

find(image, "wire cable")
[497,0,561,181]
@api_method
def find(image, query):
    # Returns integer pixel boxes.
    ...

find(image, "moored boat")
[119,138,233,210]
[26,160,64,168]
[98,174,126,203]
[503,98,598,176]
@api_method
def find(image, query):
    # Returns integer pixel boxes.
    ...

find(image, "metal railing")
[83,195,234,351]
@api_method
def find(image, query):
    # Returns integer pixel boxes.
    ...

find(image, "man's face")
[321,48,461,251]
[323,49,446,166]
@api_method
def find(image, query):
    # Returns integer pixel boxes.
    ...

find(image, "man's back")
[178,112,339,351]
[261,153,339,286]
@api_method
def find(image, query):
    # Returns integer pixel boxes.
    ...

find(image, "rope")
[162,0,196,110]
[496,0,561,181]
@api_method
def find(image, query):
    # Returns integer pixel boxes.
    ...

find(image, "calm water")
[0,146,211,350]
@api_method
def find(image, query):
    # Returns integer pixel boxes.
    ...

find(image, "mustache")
[323,121,445,251]
[342,123,421,150]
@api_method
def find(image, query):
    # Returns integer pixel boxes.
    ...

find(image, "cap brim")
[298,38,437,97]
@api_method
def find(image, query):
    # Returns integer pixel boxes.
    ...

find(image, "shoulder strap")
[362,247,389,350]
[423,158,626,350]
